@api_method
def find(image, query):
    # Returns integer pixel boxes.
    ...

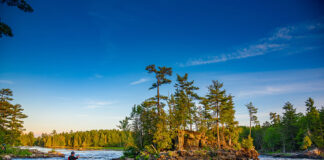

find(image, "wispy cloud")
[85,100,115,109]
[130,78,150,85]
[0,80,14,84]
[182,19,324,66]
[237,80,324,98]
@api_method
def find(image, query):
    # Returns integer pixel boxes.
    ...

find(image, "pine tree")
[220,95,238,146]
[0,89,13,131]
[206,80,227,148]
[281,102,299,152]
[246,102,259,137]
[269,112,280,126]
[0,89,27,145]
[173,73,199,131]
[305,98,323,148]
[145,64,172,116]
[146,65,172,151]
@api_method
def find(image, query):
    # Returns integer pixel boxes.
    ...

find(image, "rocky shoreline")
[113,149,259,160]
[262,148,324,159]
[1,149,65,160]
[264,153,323,159]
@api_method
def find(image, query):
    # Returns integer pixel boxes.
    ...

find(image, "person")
[68,151,79,160]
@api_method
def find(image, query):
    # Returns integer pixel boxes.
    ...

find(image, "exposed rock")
[264,148,324,159]
[158,149,259,160]
[1,155,11,160]
[8,148,65,159]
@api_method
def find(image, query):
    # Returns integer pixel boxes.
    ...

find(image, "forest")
[1,65,323,156]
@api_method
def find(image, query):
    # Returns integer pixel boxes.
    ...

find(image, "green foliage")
[153,120,172,151]
[263,127,281,152]
[0,88,27,146]
[0,147,32,156]
[238,98,324,153]
[246,102,259,137]
[305,98,323,148]
[123,145,140,158]
[120,65,324,155]
[241,136,254,150]
[126,66,252,152]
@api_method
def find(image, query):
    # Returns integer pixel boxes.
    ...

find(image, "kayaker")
[68,151,79,160]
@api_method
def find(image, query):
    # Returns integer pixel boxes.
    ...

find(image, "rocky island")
[0,148,64,160]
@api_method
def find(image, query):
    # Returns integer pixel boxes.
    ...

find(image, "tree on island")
[145,64,172,116]
[246,102,259,137]
[206,80,227,148]
[146,64,173,151]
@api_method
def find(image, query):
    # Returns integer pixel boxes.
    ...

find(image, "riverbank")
[262,148,324,159]
[8,146,123,160]
[46,146,124,151]
[115,149,259,160]
[0,147,64,160]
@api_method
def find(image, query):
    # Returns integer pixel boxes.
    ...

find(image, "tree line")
[241,98,323,152]
[20,129,132,148]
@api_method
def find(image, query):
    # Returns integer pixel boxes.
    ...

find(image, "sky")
[0,0,324,135]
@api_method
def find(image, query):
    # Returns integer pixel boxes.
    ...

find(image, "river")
[13,147,318,160]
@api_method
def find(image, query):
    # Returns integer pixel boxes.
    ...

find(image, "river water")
[13,146,318,160]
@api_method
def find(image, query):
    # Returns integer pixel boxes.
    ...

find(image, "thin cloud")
[0,80,14,84]
[182,20,324,66]
[130,78,149,85]
[85,100,115,109]
[237,80,324,98]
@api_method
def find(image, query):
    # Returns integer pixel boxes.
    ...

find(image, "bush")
[241,136,254,150]
[0,147,32,156]
[301,136,312,150]
[123,145,139,158]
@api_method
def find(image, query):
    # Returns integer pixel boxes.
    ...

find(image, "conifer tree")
[206,80,227,148]
[305,98,323,148]
[7,104,27,145]
[269,112,280,126]
[246,102,258,137]
[220,95,238,146]
[281,102,299,152]
[0,88,27,145]
[174,73,199,131]
[145,65,172,116]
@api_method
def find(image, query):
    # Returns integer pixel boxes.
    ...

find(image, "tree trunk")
[221,123,225,147]
[229,134,232,146]
[157,83,160,116]
[216,106,220,148]
[249,118,252,137]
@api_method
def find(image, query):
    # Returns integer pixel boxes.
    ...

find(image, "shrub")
[300,135,312,150]
[241,136,254,150]
[123,145,139,158]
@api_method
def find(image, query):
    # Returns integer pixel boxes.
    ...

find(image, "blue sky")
[0,0,324,135]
